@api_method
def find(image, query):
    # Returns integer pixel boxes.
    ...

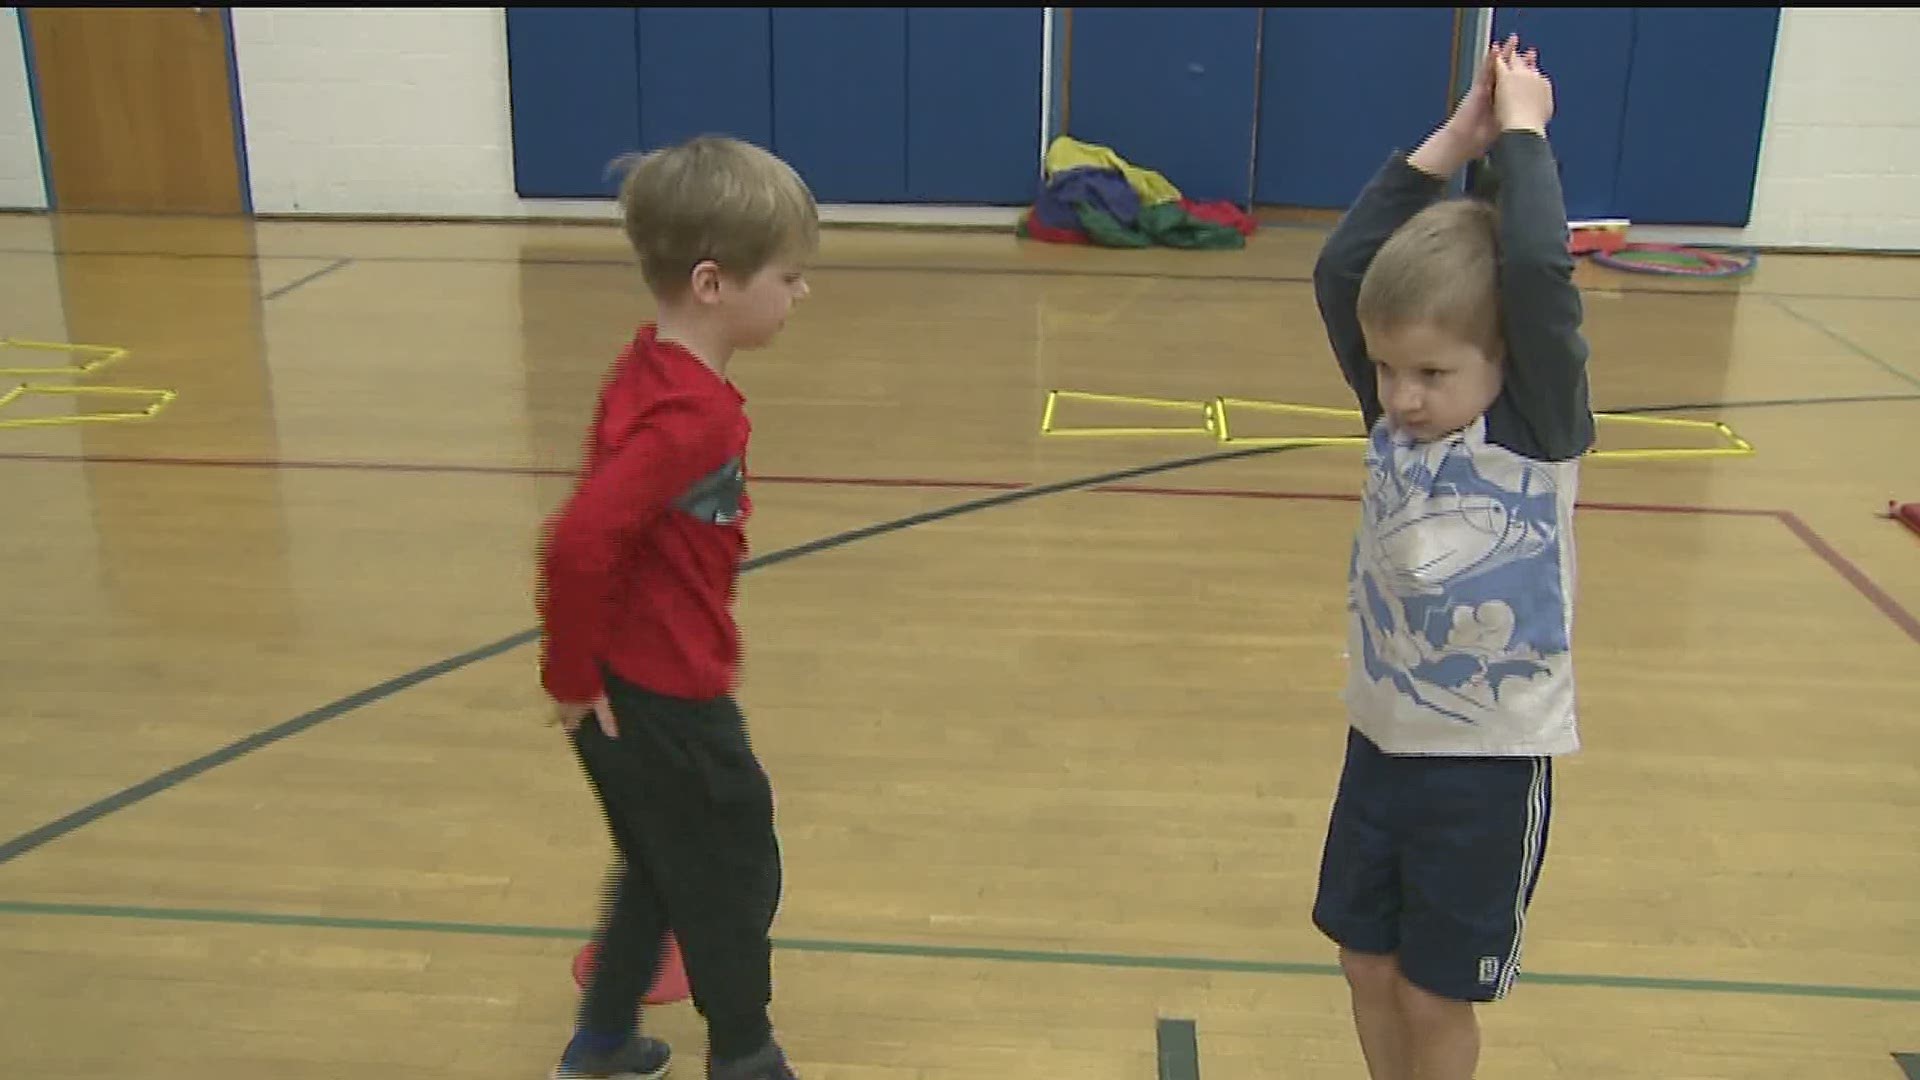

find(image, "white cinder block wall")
[228,5,1012,224]
[0,10,48,210]
[10,8,1920,250]
[228,6,549,218]
[1635,7,1920,252]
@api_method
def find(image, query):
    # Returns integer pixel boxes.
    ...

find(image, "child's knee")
[1338,947,1402,996]
[1395,970,1476,1024]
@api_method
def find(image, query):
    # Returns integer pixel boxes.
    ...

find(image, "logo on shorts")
[1477,956,1502,985]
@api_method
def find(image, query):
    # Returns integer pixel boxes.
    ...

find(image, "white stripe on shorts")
[1498,759,1549,998]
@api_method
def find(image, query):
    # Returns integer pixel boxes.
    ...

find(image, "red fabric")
[1179,199,1257,237]
[1020,209,1091,245]
[1893,501,1920,538]
[538,324,750,703]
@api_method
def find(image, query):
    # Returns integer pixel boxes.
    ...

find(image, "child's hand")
[552,696,618,738]
[1408,40,1501,178]
[1443,42,1501,157]
[1493,36,1554,135]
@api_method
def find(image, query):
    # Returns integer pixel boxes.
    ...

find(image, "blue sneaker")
[551,1030,672,1079]
[709,1041,796,1080]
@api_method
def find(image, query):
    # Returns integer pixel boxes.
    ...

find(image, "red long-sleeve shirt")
[537,325,751,703]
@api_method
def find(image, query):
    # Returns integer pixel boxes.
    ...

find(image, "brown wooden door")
[26,7,246,214]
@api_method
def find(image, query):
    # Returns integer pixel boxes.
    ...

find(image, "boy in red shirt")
[537,135,817,1080]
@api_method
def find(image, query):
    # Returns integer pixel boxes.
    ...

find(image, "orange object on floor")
[1569,219,1630,255]
[572,933,691,1005]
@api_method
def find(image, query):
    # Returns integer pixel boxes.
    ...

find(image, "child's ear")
[688,260,724,305]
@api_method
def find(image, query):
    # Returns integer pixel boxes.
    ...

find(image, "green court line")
[3,899,1915,1004]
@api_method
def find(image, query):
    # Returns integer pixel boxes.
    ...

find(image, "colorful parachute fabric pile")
[1019,136,1257,251]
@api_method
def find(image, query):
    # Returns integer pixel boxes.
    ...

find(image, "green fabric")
[1020,196,1249,251]
[1072,204,1151,248]
[1137,203,1246,250]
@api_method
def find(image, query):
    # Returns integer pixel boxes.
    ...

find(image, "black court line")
[3,244,1918,304]
[0,442,1304,867]
[741,442,1296,573]
[1157,1018,1200,1080]
[260,257,352,301]
[1607,391,1920,414]
[1895,1053,1919,1079]
[1770,296,1920,390]
[0,629,537,866]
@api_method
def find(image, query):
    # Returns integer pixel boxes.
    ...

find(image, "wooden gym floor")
[0,211,1915,1079]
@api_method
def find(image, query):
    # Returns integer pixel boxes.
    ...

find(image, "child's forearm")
[1406,125,1480,182]
[1313,154,1448,426]
[1493,131,1570,264]
[1491,131,1593,460]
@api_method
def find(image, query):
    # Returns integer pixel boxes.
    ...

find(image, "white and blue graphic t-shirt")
[1344,417,1580,756]
[1313,133,1596,759]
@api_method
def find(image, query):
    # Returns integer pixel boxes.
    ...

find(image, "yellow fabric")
[1044,136,1183,206]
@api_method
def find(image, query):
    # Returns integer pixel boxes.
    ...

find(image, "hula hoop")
[1589,242,1757,278]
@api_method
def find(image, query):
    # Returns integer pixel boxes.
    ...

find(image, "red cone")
[1892,501,1920,538]
[572,933,691,1005]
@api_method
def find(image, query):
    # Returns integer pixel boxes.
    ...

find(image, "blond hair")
[1357,198,1502,357]
[611,136,819,299]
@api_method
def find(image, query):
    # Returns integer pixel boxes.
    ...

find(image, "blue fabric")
[1033,166,1141,232]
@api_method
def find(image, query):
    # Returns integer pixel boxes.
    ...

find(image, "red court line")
[0,450,573,478]
[1098,484,1357,506]
[0,451,1788,515]
[1553,498,1778,518]
[1775,511,1920,646]
[756,474,1022,492]
[0,451,1037,490]
[3,448,1914,644]
[1097,484,1783,518]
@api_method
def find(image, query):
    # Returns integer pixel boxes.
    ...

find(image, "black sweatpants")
[571,668,783,1063]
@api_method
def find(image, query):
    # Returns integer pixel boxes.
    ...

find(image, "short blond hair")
[1357,198,1502,357]
[611,136,819,300]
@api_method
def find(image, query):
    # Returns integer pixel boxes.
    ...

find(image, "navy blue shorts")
[1312,727,1553,1002]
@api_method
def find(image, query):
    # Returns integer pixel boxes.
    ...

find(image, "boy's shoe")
[551,1031,672,1079]
[709,1041,796,1080]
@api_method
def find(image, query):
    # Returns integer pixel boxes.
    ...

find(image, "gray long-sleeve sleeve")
[1311,154,1448,433]
[1482,130,1594,462]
